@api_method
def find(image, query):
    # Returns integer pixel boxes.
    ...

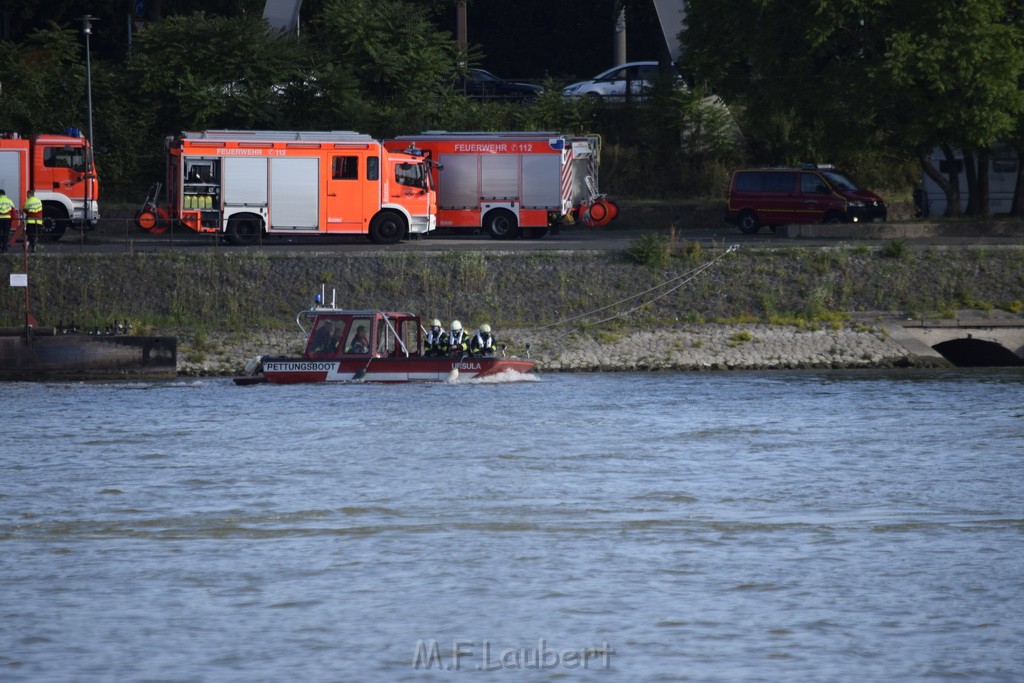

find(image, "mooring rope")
[538,244,740,329]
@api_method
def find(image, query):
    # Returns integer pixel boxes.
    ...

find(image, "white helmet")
[451,320,462,331]
[480,323,491,333]
[430,318,441,328]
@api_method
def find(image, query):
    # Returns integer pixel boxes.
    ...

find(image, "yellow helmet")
[480,324,491,333]
[430,319,441,328]
[451,320,463,331]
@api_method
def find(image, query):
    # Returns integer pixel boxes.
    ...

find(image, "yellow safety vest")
[0,195,13,219]
[24,196,43,224]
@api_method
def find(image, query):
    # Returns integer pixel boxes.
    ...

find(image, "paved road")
[29,223,1024,254]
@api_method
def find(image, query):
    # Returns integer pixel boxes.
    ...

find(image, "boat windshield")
[306,317,346,356]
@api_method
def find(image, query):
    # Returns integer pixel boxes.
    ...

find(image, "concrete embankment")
[2,245,1022,376]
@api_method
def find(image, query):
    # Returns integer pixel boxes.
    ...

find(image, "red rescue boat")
[235,306,534,385]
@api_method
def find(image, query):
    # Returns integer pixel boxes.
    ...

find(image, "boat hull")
[245,355,535,384]
[0,332,177,381]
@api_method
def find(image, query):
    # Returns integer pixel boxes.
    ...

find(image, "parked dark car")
[455,69,542,102]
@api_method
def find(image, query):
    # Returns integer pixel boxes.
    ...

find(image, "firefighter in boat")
[310,319,336,353]
[469,323,496,356]
[447,320,469,355]
[424,318,447,356]
[347,325,370,354]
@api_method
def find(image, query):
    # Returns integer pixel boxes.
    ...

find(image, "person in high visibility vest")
[447,320,469,355]
[469,323,496,356]
[0,189,14,253]
[24,189,42,253]
[424,318,447,356]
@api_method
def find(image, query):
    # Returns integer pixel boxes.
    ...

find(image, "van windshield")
[823,172,859,191]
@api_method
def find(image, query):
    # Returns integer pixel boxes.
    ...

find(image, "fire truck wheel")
[369,212,406,244]
[42,205,68,242]
[226,215,262,246]
[485,209,518,240]
[737,210,760,235]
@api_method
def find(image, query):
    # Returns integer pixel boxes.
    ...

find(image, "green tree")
[883,0,1024,216]
[682,0,888,165]
[307,0,464,134]
[683,0,1024,210]
[0,25,88,133]
[128,12,304,133]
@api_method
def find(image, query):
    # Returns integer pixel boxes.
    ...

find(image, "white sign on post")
[10,274,27,287]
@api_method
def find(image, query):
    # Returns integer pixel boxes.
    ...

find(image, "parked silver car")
[563,61,676,100]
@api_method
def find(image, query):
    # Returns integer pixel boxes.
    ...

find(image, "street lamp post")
[78,15,97,224]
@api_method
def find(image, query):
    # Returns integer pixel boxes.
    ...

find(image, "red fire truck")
[138,130,436,245]
[0,129,100,241]
[384,132,617,239]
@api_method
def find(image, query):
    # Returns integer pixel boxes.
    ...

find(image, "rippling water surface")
[2,370,1022,681]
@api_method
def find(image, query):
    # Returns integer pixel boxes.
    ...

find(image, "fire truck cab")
[0,129,100,241]
[160,130,435,245]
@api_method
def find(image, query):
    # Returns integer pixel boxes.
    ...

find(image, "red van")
[725,165,887,234]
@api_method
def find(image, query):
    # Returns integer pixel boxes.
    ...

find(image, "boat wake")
[464,370,541,384]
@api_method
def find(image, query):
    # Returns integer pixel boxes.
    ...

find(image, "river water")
[1,370,1022,682]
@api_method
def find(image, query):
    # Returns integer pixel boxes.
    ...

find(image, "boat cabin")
[300,310,422,359]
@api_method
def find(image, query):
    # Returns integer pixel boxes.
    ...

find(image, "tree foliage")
[0,25,87,133]
[683,0,1024,213]
[129,12,303,132]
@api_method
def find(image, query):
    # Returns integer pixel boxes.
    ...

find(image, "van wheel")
[823,211,844,224]
[226,216,262,246]
[485,209,518,240]
[737,210,760,235]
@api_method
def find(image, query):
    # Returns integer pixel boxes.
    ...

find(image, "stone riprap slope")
[173,322,928,376]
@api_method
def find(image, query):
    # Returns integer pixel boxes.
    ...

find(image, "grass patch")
[727,330,754,346]
[627,234,670,268]
[879,239,911,260]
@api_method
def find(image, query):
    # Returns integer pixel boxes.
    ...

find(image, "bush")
[627,234,671,267]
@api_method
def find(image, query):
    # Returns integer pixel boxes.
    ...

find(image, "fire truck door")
[437,154,479,209]
[269,157,318,229]
[480,155,519,201]
[223,157,268,210]
[0,150,25,203]
[325,153,365,232]
[521,155,560,208]
[38,144,87,196]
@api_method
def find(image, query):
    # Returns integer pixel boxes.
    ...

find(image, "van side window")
[735,172,761,192]
[332,156,358,180]
[765,172,796,193]
[367,156,380,181]
[801,172,827,194]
